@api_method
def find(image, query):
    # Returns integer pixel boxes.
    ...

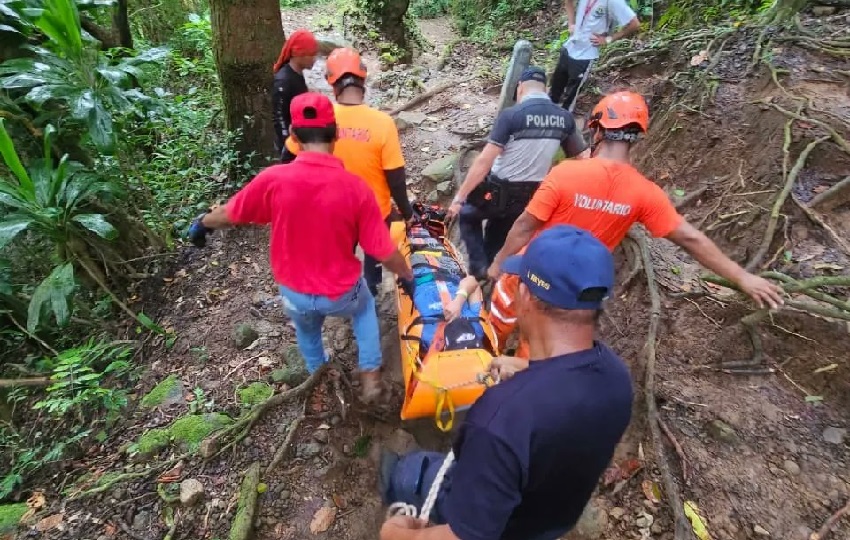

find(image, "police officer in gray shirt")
[446,67,589,279]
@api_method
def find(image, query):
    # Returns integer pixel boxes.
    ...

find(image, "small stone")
[343,444,351,454]
[132,510,151,530]
[111,488,126,500]
[313,430,329,444]
[210,498,224,509]
[180,478,205,506]
[330,415,342,426]
[251,291,273,306]
[812,5,836,16]
[298,442,322,459]
[242,437,252,447]
[313,467,329,478]
[823,427,847,445]
[783,459,801,475]
[635,513,654,528]
[398,111,427,126]
[574,499,609,539]
[421,154,458,183]
[797,525,813,539]
[436,180,453,195]
[279,490,290,500]
[706,419,739,443]
[753,524,770,536]
[231,323,259,349]
[426,190,440,203]
[651,523,663,534]
[609,507,625,520]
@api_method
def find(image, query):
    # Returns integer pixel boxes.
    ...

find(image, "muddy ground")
[10,4,850,540]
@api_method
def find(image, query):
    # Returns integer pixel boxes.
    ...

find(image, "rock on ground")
[180,478,205,506]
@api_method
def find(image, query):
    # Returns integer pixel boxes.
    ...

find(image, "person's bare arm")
[488,211,546,280]
[381,250,413,281]
[565,0,576,28]
[612,17,640,40]
[201,205,233,229]
[444,276,482,321]
[665,221,784,309]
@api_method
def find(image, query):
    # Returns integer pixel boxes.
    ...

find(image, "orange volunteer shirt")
[491,158,684,358]
[525,158,683,248]
[286,103,405,218]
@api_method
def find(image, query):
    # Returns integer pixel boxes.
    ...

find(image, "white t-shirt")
[565,0,636,61]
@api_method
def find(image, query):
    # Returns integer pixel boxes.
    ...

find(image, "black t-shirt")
[272,64,308,150]
[443,343,633,540]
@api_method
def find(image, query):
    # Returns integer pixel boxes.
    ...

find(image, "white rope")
[387,450,456,523]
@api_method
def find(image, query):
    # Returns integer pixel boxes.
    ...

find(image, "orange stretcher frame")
[390,219,500,431]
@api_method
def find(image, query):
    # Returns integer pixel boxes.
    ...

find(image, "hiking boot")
[359,369,384,403]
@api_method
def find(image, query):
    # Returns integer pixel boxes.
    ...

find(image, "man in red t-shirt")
[486,92,783,356]
[188,93,413,402]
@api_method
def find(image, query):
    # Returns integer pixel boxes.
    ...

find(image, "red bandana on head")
[273,29,318,73]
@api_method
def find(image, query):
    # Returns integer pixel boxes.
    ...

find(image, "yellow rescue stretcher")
[389,204,499,431]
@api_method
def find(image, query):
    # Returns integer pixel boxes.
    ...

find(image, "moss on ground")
[0,503,27,533]
[170,413,232,451]
[140,374,180,408]
[129,413,232,457]
[237,382,273,406]
[132,428,171,456]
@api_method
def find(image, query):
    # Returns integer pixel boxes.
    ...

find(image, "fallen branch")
[746,122,829,271]
[811,499,850,540]
[762,100,850,156]
[634,229,696,540]
[228,462,260,540]
[205,365,327,460]
[674,185,709,211]
[0,377,50,388]
[809,175,850,209]
[657,416,689,485]
[264,415,303,476]
[388,80,467,116]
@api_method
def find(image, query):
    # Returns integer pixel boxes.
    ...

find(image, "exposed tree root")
[163,510,180,540]
[790,195,850,258]
[657,416,689,485]
[634,229,695,540]
[205,365,327,460]
[811,499,850,540]
[746,115,829,271]
[388,80,468,116]
[762,100,850,156]
[265,415,303,476]
[809,175,850,209]
[228,462,260,540]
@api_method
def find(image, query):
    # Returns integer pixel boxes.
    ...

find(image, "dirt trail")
[29,7,850,540]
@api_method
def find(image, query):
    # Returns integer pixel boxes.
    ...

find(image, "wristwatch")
[605,36,613,45]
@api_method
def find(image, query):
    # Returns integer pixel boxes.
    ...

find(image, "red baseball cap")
[290,92,336,129]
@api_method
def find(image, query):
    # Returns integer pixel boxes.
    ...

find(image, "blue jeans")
[278,279,381,373]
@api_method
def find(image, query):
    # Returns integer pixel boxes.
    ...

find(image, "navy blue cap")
[519,66,547,85]
[501,225,614,310]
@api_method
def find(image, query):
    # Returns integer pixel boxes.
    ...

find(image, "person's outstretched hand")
[380,515,426,540]
[737,273,784,310]
[490,355,529,381]
[486,261,502,282]
[187,212,211,247]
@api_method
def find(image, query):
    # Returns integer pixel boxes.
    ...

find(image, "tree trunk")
[760,0,810,24]
[379,0,411,53]
[209,0,283,165]
[113,0,133,49]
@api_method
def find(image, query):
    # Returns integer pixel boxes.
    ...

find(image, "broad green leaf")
[0,215,32,249]
[37,0,83,57]
[27,262,76,332]
[0,24,22,34]
[0,119,34,196]
[87,96,114,153]
[71,89,94,119]
[72,213,117,239]
[0,72,48,89]
[137,312,165,334]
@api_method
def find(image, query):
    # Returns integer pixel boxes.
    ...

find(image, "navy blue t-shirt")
[443,343,633,540]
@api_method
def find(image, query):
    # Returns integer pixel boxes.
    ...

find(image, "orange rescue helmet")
[588,91,649,133]
[326,47,367,86]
